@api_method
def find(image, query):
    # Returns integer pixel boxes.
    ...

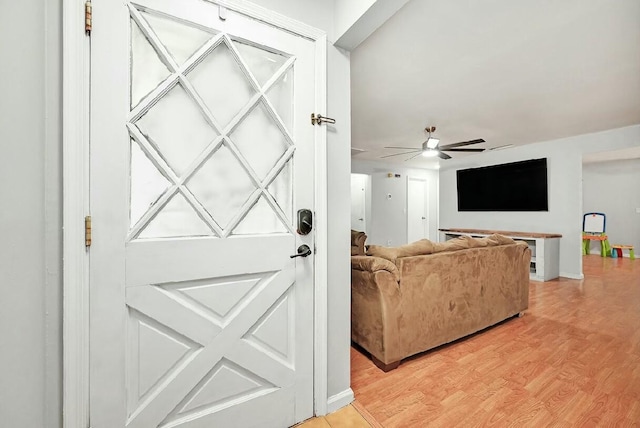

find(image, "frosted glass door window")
[128,12,295,239]
[130,19,170,107]
[140,12,213,65]
[234,41,287,87]
[135,83,217,175]
[129,141,170,227]
[231,102,290,180]
[266,67,294,134]
[187,43,256,129]
[138,194,213,238]
[267,161,293,223]
[186,144,257,229]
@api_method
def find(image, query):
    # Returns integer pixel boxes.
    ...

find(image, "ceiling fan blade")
[404,152,424,161]
[380,150,421,159]
[439,139,486,150]
[384,146,421,150]
[437,151,452,160]
[444,148,486,152]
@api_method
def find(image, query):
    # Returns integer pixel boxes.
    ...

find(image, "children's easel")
[582,212,610,257]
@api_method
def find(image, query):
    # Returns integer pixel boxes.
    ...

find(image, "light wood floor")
[295,404,373,427]
[351,255,640,427]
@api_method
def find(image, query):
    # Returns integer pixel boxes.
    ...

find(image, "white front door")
[89,1,319,426]
[407,177,428,243]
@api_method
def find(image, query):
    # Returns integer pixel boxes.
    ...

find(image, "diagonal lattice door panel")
[125,270,295,427]
[128,4,297,240]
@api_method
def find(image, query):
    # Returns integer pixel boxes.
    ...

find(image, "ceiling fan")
[381,126,486,160]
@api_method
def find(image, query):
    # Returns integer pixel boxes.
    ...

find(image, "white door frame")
[406,176,429,242]
[62,1,329,426]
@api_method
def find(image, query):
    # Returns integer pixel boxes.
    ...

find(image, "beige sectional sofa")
[351,233,530,371]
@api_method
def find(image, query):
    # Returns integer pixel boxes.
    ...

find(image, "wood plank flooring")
[351,255,640,427]
[295,404,372,427]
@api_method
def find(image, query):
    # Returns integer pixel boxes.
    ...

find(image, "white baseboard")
[560,272,584,280]
[326,388,355,414]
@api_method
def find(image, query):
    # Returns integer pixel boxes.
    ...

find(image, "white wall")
[0,0,62,427]
[352,159,439,246]
[324,45,352,403]
[439,125,640,278]
[583,159,640,255]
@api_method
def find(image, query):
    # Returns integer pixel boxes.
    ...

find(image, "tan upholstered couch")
[351,234,530,371]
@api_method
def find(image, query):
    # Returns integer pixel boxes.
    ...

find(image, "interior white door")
[350,174,367,232]
[407,177,428,243]
[89,1,318,427]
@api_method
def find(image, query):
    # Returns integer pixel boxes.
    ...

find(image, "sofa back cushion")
[351,230,367,255]
[367,239,435,263]
[431,234,516,253]
[366,234,516,263]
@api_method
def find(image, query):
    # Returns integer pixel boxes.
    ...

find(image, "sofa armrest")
[351,256,403,365]
[351,255,400,283]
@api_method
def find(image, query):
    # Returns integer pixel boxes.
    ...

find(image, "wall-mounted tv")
[457,158,548,211]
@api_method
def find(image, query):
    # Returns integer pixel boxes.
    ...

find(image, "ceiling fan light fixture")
[422,149,439,158]
[426,137,440,149]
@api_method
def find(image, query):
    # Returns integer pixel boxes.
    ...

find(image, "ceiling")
[350,0,640,167]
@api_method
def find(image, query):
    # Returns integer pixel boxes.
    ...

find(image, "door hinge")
[85,1,92,35]
[85,216,92,248]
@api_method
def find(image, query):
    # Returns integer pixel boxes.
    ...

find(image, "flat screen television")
[456,158,548,211]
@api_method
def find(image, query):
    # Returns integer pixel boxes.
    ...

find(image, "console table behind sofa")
[439,228,562,281]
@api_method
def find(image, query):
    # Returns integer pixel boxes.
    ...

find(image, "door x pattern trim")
[126,270,295,427]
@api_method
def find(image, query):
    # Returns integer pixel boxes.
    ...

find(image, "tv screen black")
[457,158,548,211]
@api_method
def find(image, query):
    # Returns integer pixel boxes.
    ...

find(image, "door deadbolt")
[297,209,313,235]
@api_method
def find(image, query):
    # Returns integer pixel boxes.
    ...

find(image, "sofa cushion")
[366,245,398,261]
[367,234,517,261]
[351,230,367,256]
[366,239,435,263]
[431,236,474,253]
[431,234,517,253]
[483,233,516,246]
